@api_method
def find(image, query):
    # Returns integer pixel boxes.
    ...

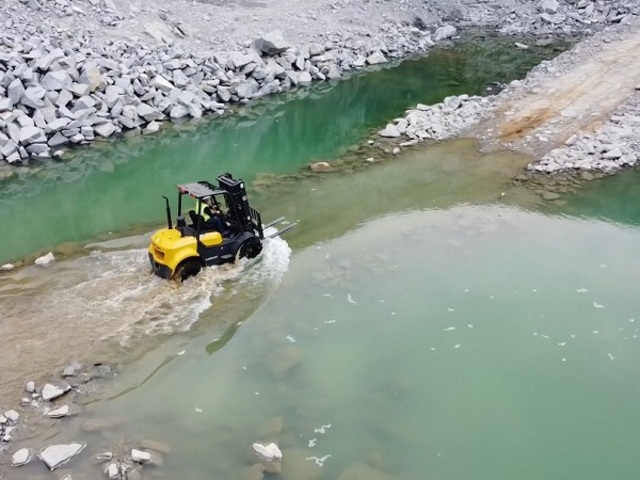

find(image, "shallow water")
[9,205,640,480]
[0,36,561,264]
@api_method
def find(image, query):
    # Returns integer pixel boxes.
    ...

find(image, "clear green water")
[10,36,640,480]
[14,204,640,480]
[0,37,562,264]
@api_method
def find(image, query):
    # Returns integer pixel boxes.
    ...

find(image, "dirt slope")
[473,24,640,157]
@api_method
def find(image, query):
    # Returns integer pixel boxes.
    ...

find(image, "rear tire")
[174,259,202,282]
[238,237,263,260]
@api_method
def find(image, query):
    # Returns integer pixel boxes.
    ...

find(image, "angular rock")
[169,105,189,120]
[136,103,163,121]
[150,75,175,92]
[539,0,560,14]
[603,147,622,159]
[142,121,161,135]
[131,449,151,463]
[252,442,282,474]
[41,382,69,400]
[12,448,33,467]
[378,124,401,138]
[38,443,86,471]
[94,122,117,138]
[108,462,119,479]
[1,140,18,158]
[19,125,47,145]
[41,71,70,91]
[255,30,290,56]
[366,51,387,65]
[47,405,71,418]
[48,132,69,147]
[434,25,457,41]
[8,79,25,105]
[4,410,19,422]
[0,97,13,112]
[79,64,102,92]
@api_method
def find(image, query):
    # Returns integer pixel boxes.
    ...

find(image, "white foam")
[40,236,291,347]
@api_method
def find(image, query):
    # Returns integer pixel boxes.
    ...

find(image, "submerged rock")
[252,442,283,474]
[309,161,335,173]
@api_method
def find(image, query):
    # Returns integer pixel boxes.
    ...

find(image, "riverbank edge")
[1,0,637,180]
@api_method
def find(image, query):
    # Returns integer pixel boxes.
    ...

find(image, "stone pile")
[378,94,493,144]
[1,0,637,167]
[1,409,20,447]
[530,90,640,174]
[492,0,639,36]
[0,1,459,165]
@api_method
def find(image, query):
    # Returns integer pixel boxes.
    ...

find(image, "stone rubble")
[0,0,638,167]
[530,91,640,174]
[379,94,492,143]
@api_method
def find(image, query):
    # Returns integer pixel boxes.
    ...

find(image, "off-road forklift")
[148,173,294,281]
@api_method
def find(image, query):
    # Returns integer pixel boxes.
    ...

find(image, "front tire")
[238,237,263,260]
[174,259,202,282]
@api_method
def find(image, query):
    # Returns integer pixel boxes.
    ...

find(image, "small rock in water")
[42,383,70,401]
[252,442,283,474]
[309,161,335,173]
[62,360,82,377]
[542,191,560,200]
[35,252,55,266]
[38,443,86,470]
[4,410,20,422]
[12,448,34,466]
[47,405,71,418]
[25,381,36,393]
[0,263,15,271]
[131,449,151,463]
[107,462,119,479]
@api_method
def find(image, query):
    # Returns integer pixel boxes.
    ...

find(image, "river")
[5,36,640,480]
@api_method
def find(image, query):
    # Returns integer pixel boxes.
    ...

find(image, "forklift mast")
[217,173,263,237]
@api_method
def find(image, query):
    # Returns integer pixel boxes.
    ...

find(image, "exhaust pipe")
[163,196,172,229]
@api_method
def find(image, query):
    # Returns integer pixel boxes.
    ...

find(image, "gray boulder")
[41,382,70,400]
[136,103,163,122]
[255,30,290,56]
[19,125,46,145]
[366,51,387,65]
[38,443,86,471]
[41,71,70,91]
[434,25,457,41]
[93,123,117,138]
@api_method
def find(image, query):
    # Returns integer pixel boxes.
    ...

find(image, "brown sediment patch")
[474,27,640,157]
[498,107,554,142]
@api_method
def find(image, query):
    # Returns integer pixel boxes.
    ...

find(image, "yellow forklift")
[148,173,294,281]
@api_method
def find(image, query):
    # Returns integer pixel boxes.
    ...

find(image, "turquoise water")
[0,37,562,264]
[9,35,638,480]
[13,204,640,480]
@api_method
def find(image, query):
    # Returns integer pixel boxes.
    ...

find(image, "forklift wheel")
[238,237,263,260]
[174,259,202,282]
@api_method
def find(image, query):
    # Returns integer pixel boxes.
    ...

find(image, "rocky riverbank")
[376,4,640,176]
[1,0,638,171]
